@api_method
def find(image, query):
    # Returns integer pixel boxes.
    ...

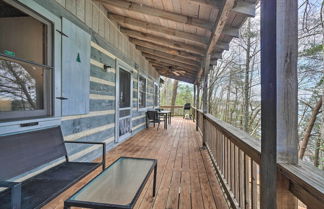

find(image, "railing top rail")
[160,105,184,108]
[205,112,261,163]
[279,162,324,207]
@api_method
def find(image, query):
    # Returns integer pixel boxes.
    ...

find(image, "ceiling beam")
[157,70,194,83]
[108,14,209,47]
[143,53,199,72]
[155,67,196,78]
[231,1,256,17]
[149,60,198,74]
[153,67,197,82]
[102,0,213,31]
[189,0,218,7]
[210,59,218,65]
[194,0,235,83]
[189,0,256,17]
[153,70,196,82]
[215,42,229,50]
[129,38,202,61]
[223,26,240,37]
[211,52,222,59]
[136,45,201,68]
[121,28,205,55]
[206,0,235,55]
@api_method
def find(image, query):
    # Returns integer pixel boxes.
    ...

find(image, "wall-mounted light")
[103,64,112,71]
[134,63,139,70]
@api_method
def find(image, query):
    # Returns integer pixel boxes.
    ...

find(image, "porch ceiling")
[103,0,256,83]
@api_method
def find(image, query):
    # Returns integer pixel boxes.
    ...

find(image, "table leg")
[169,113,171,124]
[164,114,167,129]
[153,164,157,197]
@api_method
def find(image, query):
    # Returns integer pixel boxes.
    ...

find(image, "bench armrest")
[0,181,21,209]
[64,141,106,170]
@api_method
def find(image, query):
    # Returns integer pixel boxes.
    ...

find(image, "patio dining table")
[158,110,171,129]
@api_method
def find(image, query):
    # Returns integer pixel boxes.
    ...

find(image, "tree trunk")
[243,19,251,133]
[208,71,214,114]
[170,80,179,115]
[314,137,321,167]
[299,97,322,159]
[225,68,232,122]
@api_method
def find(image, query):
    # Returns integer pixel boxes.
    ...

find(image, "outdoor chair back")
[0,127,67,179]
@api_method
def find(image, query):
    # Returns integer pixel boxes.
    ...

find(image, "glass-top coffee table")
[64,157,157,209]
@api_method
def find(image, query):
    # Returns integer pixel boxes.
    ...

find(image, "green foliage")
[301,44,323,56]
[160,79,193,106]
[175,83,193,105]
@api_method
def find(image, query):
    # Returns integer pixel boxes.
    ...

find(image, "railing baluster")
[217,129,220,167]
[234,145,237,199]
[251,160,258,209]
[239,149,243,208]
[219,132,224,174]
[231,142,235,193]
[214,127,217,164]
[228,138,231,187]
[224,136,228,183]
[245,155,251,209]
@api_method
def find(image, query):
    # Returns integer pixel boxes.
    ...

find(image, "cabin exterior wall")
[0,0,160,181]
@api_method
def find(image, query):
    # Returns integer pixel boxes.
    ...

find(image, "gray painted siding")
[61,44,117,162]
[4,0,159,182]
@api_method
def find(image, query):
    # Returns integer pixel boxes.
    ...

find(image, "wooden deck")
[44,117,229,209]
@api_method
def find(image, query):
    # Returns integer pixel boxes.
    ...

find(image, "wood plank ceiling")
[103,0,256,83]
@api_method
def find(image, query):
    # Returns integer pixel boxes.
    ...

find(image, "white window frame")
[0,0,53,122]
[0,0,62,135]
[137,74,147,111]
[115,59,134,142]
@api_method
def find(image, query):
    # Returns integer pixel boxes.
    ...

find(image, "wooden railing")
[194,107,324,209]
[160,105,193,117]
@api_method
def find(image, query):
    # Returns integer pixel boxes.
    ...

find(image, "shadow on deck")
[44,118,229,209]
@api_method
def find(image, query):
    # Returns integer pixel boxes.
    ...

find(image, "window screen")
[138,76,146,108]
[119,69,131,108]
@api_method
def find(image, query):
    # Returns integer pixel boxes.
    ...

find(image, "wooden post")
[202,56,210,114]
[261,0,298,208]
[260,0,277,208]
[276,0,298,208]
[193,84,196,121]
[196,83,200,131]
[276,0,298,164]
[202,55,211,147]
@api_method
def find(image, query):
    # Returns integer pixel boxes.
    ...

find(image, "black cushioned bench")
[0,126,106,209]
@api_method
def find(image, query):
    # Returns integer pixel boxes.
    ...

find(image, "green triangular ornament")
[76,53,81,63]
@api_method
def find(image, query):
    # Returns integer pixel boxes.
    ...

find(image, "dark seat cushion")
[0,162,100,209]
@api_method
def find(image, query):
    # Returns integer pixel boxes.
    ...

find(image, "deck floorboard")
[44,118,229,209]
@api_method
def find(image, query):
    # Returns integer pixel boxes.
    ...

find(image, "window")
[119,68,131,108]
[154,83,159,107]
[138,76,146,108]
[0,0,52,121]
